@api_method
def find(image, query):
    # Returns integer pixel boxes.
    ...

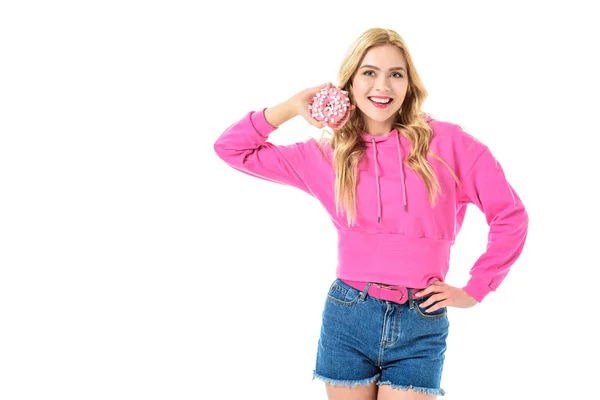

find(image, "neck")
[363,114,395,136]
[365,124,393,137]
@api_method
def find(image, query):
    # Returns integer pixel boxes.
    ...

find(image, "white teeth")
[370,97,391,104]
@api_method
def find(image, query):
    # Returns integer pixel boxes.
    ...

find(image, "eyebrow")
[359,64,406,72]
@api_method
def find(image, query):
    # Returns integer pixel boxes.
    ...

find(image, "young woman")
[213,27,528,400]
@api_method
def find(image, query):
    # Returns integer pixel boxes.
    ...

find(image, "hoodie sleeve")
[213,108,313,193]
[457,145,529,303]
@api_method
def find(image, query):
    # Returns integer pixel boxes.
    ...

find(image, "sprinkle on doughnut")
[309,85,351,127]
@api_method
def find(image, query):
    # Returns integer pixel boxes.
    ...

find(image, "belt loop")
[359,282,372,301]
[408,288,415,309]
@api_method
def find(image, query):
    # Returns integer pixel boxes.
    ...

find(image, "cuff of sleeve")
[462,277,493,303]
[250,108,278,138]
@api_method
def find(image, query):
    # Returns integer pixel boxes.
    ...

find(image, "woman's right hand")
[288,82,333,129]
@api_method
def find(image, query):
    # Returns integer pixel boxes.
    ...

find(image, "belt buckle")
[373,283,407,304]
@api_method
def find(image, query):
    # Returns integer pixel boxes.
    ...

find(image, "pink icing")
[308,86,351,126]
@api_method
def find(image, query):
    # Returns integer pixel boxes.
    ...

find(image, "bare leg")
[377,385,437,400]
[326,382,378,400]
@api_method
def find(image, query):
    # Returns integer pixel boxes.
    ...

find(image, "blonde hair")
[315,27,459,227]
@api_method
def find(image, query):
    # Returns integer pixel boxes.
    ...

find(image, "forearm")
[264,99,298,128]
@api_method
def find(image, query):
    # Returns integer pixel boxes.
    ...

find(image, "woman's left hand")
[414,281,478,312]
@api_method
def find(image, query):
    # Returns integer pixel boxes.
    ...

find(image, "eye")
[363,70,375,77]
[392,72,404,78]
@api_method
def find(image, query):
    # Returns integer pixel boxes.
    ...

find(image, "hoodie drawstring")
[371,138,382,223]
[371,133,407,224]
[395,133,407,212]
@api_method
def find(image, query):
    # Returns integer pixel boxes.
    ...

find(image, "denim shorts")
[313,279,449,396]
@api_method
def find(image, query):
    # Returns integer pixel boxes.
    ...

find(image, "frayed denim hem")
[312,371,380,388]
[378,381,446,396]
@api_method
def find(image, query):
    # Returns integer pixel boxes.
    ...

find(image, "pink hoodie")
[214,109,529,302]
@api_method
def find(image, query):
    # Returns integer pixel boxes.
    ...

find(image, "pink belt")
[342,279,420,305]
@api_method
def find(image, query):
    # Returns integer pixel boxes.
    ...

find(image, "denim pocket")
[413,296,447,320]
[326,280,361,306]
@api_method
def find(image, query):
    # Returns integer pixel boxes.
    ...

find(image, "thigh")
[326,382,378,400]
[377,385,437,400]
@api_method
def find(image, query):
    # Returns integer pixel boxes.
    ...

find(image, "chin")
[367,113,396,122]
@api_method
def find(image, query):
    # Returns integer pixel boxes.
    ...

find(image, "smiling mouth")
[368,97,393,108]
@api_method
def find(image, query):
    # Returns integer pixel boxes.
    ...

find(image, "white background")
[1,1,598,399]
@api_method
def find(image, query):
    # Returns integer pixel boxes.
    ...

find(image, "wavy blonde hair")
[315,27,459,227]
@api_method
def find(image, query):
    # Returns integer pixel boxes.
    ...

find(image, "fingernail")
[415,292,421,297]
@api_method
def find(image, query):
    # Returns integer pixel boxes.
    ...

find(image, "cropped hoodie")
[213,109,529,302]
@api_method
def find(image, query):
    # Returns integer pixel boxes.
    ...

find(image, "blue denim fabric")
[313,279,448,396]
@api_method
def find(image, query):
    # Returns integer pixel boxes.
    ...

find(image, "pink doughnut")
[308,85,351,127]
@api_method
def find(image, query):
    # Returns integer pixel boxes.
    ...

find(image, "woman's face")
[351,44,409,136]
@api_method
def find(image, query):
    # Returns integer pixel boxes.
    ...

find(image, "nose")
[375,75,391,93]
